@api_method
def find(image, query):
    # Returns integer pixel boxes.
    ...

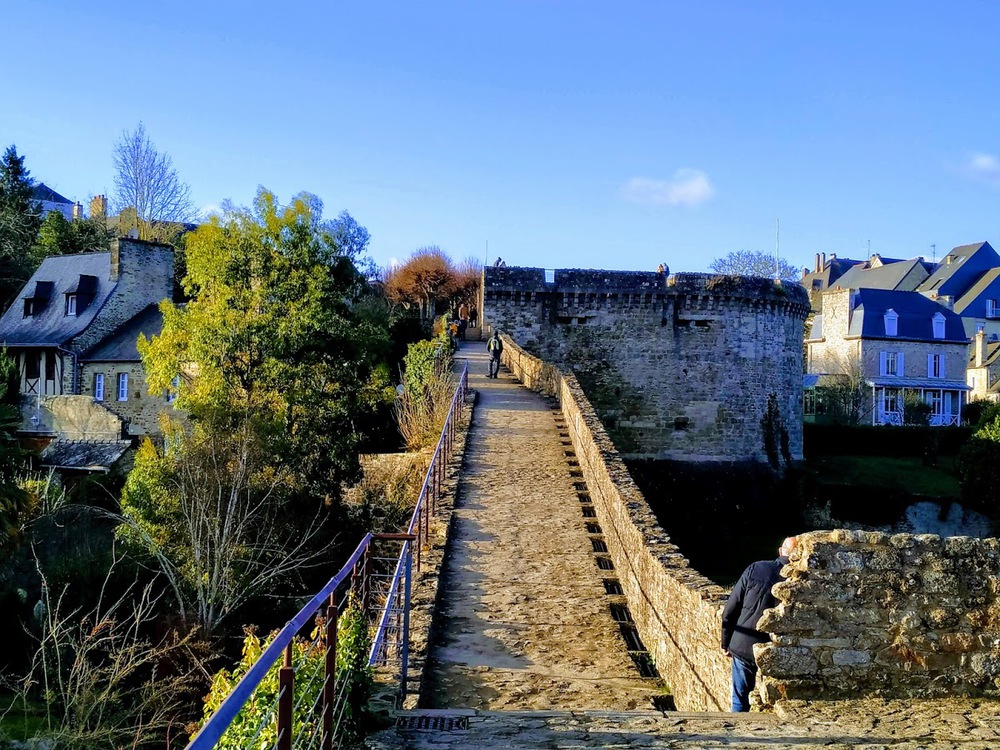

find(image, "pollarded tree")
[384,247,458,320]
[112,122,197,242]
[710,249,800,282]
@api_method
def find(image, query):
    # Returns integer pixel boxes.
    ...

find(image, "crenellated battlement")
[481,265,809,463]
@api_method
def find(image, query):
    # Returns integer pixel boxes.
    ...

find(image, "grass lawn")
[808,455,961,498]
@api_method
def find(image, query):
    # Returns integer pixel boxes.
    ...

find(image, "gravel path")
[421,347,662,711]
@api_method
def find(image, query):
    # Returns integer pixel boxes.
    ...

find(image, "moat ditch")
[626,459,994,586]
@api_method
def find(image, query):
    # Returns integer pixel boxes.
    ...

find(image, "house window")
[932,312,946,339]
[928,353,944,379]
[23,299,34,317]
[65,294,77,316]
[880,351,901,377]
[94,373,105,401]
[804,390,816,416]
[166,375,180,404]
[988,300,1000,319]
[884,309,898,337]
[117,373,129,401]
[925,390,943,415]
[882,388,901,415]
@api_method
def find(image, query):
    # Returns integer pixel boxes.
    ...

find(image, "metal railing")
[186,360,470,750]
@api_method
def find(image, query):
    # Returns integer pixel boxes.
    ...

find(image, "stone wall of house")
[80,361,174,436]
[484,268,810,462]
[70,238,174,356]
[756,530,1000,707]
[500,336,733,711]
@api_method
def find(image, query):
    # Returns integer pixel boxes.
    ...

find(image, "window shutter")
[897,352,904,377]
[880,351,887,376]
[939,355,945,379]
[927,354,934,378]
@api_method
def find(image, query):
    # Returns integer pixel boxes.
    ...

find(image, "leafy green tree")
[0,146,42,310]
[121,190,395,632]
[710,249,800,281]
[32,210,111,258]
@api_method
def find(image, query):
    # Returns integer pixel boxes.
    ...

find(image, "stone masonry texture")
[481,267,810,463]
[757,529,1000,707]
[500,337,732,711]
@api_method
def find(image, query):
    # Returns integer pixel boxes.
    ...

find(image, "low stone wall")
[757,530,1000,706]
[501,336,732,711]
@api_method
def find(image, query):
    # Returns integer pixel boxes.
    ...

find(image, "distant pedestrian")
[657,263,665,273]
[721,536,797,712]
[493,256,503,267]
[469,307,479,328]
[486,331,503,378]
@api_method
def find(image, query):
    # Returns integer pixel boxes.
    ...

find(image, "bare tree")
[112,122,197,241]
[710,249,800,281]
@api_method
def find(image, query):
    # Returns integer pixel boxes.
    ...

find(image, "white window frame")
[884,309,898,337]
[65,294,77,316]
[93,373,104,401]
[880,351,901,377]
[928,353,944,379]
[117,372,128,401]
[932,312,946,339]
[166,375,180,404]
[988,299,1000,319]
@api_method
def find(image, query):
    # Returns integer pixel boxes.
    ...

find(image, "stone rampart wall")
[484,267,809,464]
[756,530,1000,706]
[501,335,732,711]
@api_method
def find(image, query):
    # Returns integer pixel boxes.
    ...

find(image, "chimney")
[976,328,988,368]
[72,202,83,220]
[814,253,821,273]
[820,252,827,270]
[90,195,107,218]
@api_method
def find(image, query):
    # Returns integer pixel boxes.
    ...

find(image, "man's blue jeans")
[731,655,757,712]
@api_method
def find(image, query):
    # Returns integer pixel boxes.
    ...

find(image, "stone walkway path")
[370,699,1000,749]
[420,346,661,711]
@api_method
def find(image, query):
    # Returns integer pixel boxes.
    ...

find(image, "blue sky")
[3,1,999,274]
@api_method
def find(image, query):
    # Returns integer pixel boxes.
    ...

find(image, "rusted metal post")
[322,593,338,750]
[277,644,294,750]
[361,544,372,615]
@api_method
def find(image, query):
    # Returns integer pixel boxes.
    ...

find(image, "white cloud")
[620,170,715,207]
[967,153,1000,185]
[199,203,222,218]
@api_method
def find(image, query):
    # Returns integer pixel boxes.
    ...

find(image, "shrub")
[198,597,371,748]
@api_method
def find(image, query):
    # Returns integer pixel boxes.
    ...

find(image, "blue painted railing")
[186,359,470,750]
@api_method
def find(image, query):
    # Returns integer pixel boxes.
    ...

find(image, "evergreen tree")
[0,146,41,311]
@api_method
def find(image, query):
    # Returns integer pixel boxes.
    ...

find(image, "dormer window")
[23,299,34,317]
[884,309,898,337]
[65,294,77,316]
[932,312,946,339]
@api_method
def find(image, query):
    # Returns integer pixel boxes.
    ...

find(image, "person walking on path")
[486,331,503,378]
[721,536,797,712]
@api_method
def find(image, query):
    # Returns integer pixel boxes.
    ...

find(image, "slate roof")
[40,440,131,472]
[830,258,929,292]
[847,289,967,342]
[917,242,1000,298]
[801,257,864,292]
[31,183,73,205]
[0,253,116,346]
[968,340,1000,369]
[954,267,1000,315]
[82,304,162,362]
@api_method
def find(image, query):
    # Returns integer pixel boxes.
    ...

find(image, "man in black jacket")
[721,536,797,711]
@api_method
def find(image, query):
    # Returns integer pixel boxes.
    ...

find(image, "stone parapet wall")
[501,336,732,711]
[756,530,1000,706]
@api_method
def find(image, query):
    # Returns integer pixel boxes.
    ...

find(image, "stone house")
[806,288,970,426]
[32,183,83,221]
[917,241,1000,303]
[0,238,176,469]
[967,328,1000,403]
